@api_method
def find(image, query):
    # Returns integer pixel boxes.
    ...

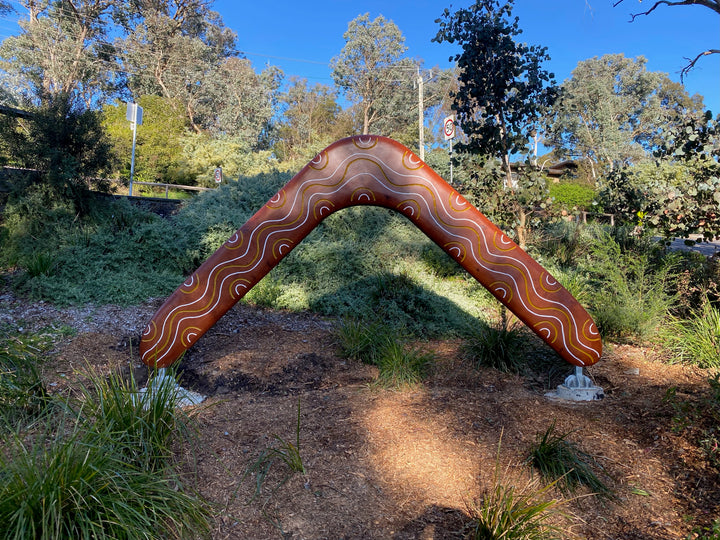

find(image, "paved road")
[665,234,720,257]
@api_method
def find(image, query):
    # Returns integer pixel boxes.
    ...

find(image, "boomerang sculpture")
[140,136,602,369]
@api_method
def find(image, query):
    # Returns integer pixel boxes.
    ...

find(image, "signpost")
[443,116,455,184]
[126,103,143,197]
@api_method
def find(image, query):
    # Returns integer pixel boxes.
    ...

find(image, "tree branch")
[681,49,720,80]
[613,0,720,20]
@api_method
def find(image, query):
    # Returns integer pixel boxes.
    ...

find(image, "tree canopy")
[545,54,705,180]
[331,13,417,136]
[433,0,557,186]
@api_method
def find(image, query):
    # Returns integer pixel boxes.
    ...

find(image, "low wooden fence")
[576,210,615,226]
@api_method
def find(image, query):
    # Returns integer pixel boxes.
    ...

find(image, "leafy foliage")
[599,111,720,240]
[579,227,676,343]
[548,182,595,213]
[103,95,190,185]
[334,318,433,387]
[0,326,54,429]
[433,0,557,246]
[4,94,116,214]
[433,0,557,165]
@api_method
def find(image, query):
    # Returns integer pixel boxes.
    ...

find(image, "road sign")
[443,116,455,140]
[214,167,223,184]
[126,102,143,126]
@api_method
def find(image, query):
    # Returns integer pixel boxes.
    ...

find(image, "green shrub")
[548,182,595,212]
[0,359,210,540]
[579,228,676,343]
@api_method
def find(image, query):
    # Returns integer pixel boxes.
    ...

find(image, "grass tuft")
[527,422,612,497]
[463,308,526,373]
[467,437,567,540]
[335,318,433,387]
[661,300,720,369]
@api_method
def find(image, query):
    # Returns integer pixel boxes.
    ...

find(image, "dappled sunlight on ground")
[359,390,482,509]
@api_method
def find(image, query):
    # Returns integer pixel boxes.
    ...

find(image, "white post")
[129,121,137,197]
[126,102,143,197]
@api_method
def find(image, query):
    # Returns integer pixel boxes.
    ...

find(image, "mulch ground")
[34,302,720,539]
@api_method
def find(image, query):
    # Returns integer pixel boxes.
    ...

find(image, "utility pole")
[417,66,425,161]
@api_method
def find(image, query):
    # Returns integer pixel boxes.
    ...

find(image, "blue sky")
[217,0,719,115]
[1,0,717,114]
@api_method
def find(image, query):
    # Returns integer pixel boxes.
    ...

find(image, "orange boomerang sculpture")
[140,136,602,369]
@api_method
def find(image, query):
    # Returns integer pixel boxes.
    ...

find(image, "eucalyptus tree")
[274,77,348,161]
[331,13,418,136]
[113,0,237,132]
[206,57,282,143]
[0,0,120,106]
[433,0,557,247]
[545,54,705,180]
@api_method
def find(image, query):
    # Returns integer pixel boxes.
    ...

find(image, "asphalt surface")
[665,234,720,257]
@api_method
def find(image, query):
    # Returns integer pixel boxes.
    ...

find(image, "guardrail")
[131,181,214,199]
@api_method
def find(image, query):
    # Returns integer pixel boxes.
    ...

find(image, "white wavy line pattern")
[141,137,600,368]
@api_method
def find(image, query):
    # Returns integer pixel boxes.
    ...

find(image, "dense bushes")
[3,167,720,366]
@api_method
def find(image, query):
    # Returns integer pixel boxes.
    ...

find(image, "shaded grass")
[462,308,528,374]
[335,318,433,388]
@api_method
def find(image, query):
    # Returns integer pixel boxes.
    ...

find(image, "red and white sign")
[214,167,223,183]
[443,116,455,140]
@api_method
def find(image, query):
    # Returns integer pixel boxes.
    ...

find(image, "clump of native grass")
[661,299,720,369]
[466,437,569,540]
[463,307,527,374]
[0,360,210,540]
[335,317,433,388]
[527,422,613,498]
